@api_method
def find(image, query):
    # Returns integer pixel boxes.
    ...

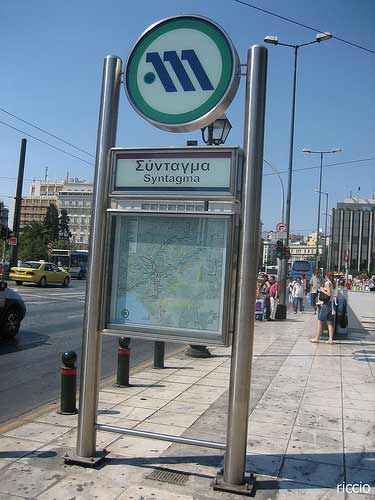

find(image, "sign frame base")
[211,471,256,496]
[64,449,108,467]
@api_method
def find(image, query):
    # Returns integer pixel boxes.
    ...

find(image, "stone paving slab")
[0,291,374,498]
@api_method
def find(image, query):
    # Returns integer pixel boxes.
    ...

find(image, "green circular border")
[126,17,234,125]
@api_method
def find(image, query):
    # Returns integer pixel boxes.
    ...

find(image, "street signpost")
[74,14,268,495]
[124,15,240,132]
[276,222,287,232]
[8,237,17,246]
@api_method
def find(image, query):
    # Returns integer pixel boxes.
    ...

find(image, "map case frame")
[101,211,237,346]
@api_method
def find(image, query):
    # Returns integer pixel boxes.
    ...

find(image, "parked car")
[0,281,26,338]
[9,261,70,287]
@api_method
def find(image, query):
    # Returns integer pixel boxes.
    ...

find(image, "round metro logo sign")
[125,15,240,132]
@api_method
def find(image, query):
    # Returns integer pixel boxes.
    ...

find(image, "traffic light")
[275,240,284,259]
[283,245,291,259]
[0,226,12,241]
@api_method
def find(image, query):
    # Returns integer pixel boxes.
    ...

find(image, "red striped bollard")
[59,351,78,415]
[116,337,131,387]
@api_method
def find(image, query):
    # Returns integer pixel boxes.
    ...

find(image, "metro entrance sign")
[125,15,240,132]
[75,14,268,494]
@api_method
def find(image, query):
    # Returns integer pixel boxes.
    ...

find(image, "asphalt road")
[0,280,182,425]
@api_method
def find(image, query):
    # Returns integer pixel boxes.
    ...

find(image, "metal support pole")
[75,55,122,461]
[280,46,298,306]
[154,341,165,369]
[223,45,267,487]
[324,194,328,271]
[10,138,27,268]
[316,153,323,267]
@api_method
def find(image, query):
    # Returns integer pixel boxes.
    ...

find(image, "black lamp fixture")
[201,114,232,146]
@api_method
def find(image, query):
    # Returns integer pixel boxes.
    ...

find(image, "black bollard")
[154,341,165,369]
[116,337,131,387]
[59,351,78,415]
[185,344,212,358]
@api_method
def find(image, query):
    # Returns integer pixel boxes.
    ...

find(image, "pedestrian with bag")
[310,271,335,344]
[309,268,323,314]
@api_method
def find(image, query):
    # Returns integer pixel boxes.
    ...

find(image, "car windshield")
[22,262,41,269]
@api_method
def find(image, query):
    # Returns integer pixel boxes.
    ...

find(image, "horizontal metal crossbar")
[95,423,226,450]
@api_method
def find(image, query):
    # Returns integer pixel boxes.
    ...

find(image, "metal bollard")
[59,351,78,415]
[185,344,211,358]
[116,337,131,387]
[154,341,165,369]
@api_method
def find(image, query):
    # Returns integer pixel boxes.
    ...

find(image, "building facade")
[329,196,375,274]
[20,180,64,229]
[57,179,93,249]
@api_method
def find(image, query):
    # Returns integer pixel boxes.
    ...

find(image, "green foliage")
[50,239,79,250]
[58,208,72,241]
[18,221,47,261]
[43,204,59,242]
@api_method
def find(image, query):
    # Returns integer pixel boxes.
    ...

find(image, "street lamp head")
[201,114,232,146]
[316,32,332,42]
[302,148,312,153]
[264,35,279,45]
[332,148,342,153]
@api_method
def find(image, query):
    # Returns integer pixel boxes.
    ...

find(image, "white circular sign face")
[125,15,240,132]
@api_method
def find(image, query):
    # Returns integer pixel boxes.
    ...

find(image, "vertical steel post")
[10,138,27,268]
[224,45,267,485]
[154,341,165,369]
[280,46,298,306]
[316,152,323,267]
[76,55,122,459]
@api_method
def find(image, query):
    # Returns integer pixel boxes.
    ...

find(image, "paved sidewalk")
[0,292,374,499]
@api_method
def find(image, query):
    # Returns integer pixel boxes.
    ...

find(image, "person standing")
[310,272,335,344]
[309,269,323,314]
[292,277,304,313]
[260,274,271,320]
[269,276,279,320]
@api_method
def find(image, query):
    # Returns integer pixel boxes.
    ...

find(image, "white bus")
[50,249,88,279]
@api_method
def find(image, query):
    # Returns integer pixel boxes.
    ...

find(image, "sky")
[1,0,374,234]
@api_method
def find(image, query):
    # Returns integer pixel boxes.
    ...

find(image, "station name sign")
[111,147,240,196]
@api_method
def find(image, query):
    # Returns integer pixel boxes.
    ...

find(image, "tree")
[50,239,79,250]
[59,209,72,241]
[43,204,59,242]
[18,221,47,261]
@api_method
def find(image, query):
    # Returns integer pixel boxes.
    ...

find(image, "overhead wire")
[0,120,95,167]
[233,0,375,54]
[0,107,95,158]
[264,157,375,176]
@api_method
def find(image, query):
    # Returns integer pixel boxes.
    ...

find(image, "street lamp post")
[315,189,329,270]
[186,115,233,359]
[264,32,332,306]
[322,211,332,270]
[304,148,342,267]
[264,159,285,224]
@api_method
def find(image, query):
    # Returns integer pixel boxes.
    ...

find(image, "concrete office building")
[20,180,64,228]
[58,179,93,249]
[329,195,375,274]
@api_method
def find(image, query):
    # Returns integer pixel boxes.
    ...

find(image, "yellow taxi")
[9,261,70,287]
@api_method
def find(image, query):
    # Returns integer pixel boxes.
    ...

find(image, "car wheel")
[2,308,21,338]
[62,277,70,287]
[38,276,47,288]
[16,281,23,285]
